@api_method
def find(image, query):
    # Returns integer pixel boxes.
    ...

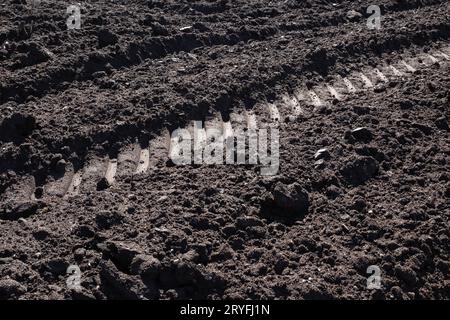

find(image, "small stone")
[179,26,193,32]
[314,159,326,169]
[314,148,330,160]
[351,127,373,142]
[374,84,386,93]
[157,195,168,202]
[272,182,310,215]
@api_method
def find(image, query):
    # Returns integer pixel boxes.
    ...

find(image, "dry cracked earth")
[0,0,449,300]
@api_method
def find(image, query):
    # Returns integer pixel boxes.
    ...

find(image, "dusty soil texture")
[0,0,449,300]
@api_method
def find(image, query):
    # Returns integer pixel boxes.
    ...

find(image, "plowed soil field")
[0,0,449,300]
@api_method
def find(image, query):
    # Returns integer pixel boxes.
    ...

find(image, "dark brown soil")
[0,0,449,300]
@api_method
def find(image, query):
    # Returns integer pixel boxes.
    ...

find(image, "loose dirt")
[0,0,449,300]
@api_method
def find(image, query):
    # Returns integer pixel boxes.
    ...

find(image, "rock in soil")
[271,182,310,216]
